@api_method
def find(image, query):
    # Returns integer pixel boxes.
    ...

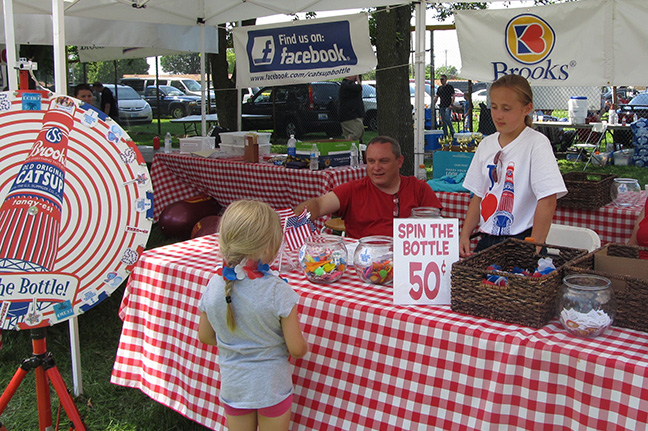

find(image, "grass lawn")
[0,119,645,429]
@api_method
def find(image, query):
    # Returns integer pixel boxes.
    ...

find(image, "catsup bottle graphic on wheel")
[0,95,76,272]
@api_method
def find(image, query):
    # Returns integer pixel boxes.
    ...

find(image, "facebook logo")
[251,36,275,66]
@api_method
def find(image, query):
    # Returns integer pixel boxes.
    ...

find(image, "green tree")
[160,53,201,75]
[69,57,149,85]
[434,65,459,79]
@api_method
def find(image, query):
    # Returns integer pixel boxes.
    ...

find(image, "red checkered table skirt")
[437,191,646,245]
[111,234,648,431]
[150,153,366,222]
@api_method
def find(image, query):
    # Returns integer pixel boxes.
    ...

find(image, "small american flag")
[277,208,317,251]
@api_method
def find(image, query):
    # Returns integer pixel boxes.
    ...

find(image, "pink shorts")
[224,394,293,418]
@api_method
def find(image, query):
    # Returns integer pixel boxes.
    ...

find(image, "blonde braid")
[218,200,284,333]
[224,278,236,331]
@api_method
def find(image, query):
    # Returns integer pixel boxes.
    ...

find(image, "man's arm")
[294,191,341,221]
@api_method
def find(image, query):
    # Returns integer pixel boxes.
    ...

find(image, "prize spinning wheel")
[0,90,153,330]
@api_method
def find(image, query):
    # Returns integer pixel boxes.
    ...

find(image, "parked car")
[409,83,433,110]
[362,83,378,131]
[122,77,217,112]
[143,85,213,118]
[618,92,648,120]
[242,82,341,138]
[242,87,260,103]
[471,88,489,105]
[102,84,152,125]
[603,86,638,110]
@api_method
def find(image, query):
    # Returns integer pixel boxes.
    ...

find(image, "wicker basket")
[565,243,648,332]
[557,172,617,210]
[451,238,588,328]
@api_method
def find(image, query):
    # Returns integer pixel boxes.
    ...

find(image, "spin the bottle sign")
[0,95,79,328]
[392,218,459,305]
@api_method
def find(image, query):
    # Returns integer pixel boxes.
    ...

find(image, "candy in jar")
[353,236,394,285]
[558,274,616,338]
[299,235,347,284]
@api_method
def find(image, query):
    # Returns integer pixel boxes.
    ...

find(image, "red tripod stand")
[0,328,86,430]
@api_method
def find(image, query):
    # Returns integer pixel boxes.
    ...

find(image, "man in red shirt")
[295,136,442,239]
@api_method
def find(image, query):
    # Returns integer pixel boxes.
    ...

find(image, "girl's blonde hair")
[490,74,534,127]
[218,200,283,331]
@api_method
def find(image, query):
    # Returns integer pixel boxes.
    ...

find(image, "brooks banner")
[233,14,376,87]
[456,0,648,87]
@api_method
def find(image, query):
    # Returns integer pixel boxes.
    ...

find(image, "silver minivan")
[103,84,153,125]
[122,77,214,98]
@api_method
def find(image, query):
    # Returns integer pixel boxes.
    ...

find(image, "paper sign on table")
[393,218,459,305]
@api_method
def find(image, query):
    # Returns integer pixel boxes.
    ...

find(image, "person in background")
[459,74,567,257]
[628,199,648,247]
[338,74,365,143]
[434,75,455,139]
[198,200,308,431]
[74,83,95,105]
[74,83,106,114]
[294,135,442,239]
[92,82,119,121]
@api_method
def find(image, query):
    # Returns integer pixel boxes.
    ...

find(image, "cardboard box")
[594,248,648,293]
[432,151,475,179]
[295,139,355,156]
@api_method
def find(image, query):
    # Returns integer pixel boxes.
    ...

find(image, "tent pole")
[155,57,161,136]
[52,0,84,398]
[414,1,426,170]
[3,0,18,90]
[237,21,243,132]
[200,23,207,137]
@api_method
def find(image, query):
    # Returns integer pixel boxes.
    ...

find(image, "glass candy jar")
[611,178,641,207]
[558,274,616,338]
[353,236,394,285]
[299,235,347,284]
[410,207,441,218]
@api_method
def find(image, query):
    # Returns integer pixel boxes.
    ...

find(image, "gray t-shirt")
[198,271,300,409]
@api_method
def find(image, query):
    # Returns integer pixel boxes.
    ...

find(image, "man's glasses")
[393,194,400,217]
[492,150,503,183]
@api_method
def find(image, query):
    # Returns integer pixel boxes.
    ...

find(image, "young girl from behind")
[198,200,308,431]
[459,75,567,257]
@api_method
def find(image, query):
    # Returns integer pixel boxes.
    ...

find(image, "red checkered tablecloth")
[437,191,646,245]
[112,234,648,431]
[150,153,366,221]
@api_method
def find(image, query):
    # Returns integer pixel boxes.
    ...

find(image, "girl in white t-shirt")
[198,200,309,431]
[459,75,567,257]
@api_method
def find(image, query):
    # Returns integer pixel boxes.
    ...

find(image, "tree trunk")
[375,5,414,175]
[210,20,256,132]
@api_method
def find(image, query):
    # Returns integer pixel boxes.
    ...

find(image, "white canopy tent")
[0,14,218,55]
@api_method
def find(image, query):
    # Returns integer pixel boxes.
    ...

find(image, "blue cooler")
[424,130,444,151]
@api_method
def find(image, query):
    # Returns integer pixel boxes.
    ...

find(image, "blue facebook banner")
[246,21,357,73]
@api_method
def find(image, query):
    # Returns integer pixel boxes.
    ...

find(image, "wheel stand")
[0,328,86,430]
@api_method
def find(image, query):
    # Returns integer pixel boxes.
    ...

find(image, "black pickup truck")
[143,85,215,118]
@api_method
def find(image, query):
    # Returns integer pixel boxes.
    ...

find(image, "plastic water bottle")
[350,142,359,167]
[309,143,320,171]
[608,108,618,125]
[417,164,428,181]
[164,132,172,153]
[287,134,297,157]
[633,112,639,123]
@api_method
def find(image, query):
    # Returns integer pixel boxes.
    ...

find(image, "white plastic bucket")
[568,96,588,124]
